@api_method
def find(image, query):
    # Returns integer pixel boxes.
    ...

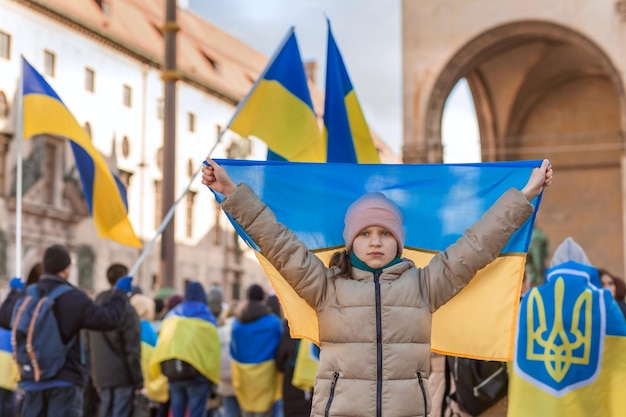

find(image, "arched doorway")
[420,21,626,274]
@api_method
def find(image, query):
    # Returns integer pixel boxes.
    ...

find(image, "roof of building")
[25,0,399,161]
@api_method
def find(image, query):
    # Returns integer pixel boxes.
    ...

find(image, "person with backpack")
[149,281,220,417]
[201,158,553,417]
[88,263,143,417]
[0,244,131,417]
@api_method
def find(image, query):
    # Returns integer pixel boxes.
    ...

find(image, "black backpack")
[441,356,508,417]
[160,359,202,381]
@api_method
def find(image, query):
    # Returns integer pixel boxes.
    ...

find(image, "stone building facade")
[402,0,626,276]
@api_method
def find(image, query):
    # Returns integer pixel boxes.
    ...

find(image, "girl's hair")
[599,268,626,300]
[329,250,352,278]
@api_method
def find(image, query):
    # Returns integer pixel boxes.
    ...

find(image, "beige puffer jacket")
[222,184,534,417]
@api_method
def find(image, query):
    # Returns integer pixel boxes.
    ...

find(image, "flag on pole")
[211,159,544,360]
[323,21,380,163]
[228,28,324,162]
[21,57,142,248]
[507,261,626,416]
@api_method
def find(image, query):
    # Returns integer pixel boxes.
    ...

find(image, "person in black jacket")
[0,244,130,417]
[89,263,143,417]
[275,320,313,417]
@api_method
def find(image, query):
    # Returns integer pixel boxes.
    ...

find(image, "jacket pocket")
[324,372,340,417]
[417,371,428,415]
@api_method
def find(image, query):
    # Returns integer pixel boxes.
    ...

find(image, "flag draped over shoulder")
[507,261,626,416]
[148,316,221,385]
[228,28,324,163]
[324,21,380,163]
[212,159,543,360]
[0,328,18,391]
[21,58,141,248]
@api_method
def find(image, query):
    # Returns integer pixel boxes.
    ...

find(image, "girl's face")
[352,226,398,269]
[601,273,616,298]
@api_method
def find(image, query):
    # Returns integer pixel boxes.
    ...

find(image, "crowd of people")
[0,245,313,417]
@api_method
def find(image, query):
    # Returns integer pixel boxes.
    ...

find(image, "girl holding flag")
[201,158,552,417]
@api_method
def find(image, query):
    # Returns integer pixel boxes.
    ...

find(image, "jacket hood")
[238,300,271,323]
[549,237,590,268]
[167,301,217,325]
[185,281,207,304]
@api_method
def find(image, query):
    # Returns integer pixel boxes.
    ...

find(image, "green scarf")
[350,252,402,274]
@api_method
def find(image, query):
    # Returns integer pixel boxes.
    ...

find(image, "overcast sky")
[186,0,480,161]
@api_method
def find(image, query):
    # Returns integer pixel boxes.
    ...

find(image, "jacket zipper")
[417,371,428,414]
[324,372,339,417]
[374,270,383,417]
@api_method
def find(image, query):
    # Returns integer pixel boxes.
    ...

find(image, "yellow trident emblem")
[526,277,592,382]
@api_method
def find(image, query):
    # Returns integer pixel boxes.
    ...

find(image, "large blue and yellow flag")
[21,58,141,248]
[508,261,626,416]
[323,21,380,163]
[228,28,323,162]
[212,159,544,360]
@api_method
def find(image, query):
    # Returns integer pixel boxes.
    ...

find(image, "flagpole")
[14,57,25,281]
[128,134,223,277]
[128,27,297,279]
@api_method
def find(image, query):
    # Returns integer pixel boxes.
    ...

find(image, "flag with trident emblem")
[508,259,626,416]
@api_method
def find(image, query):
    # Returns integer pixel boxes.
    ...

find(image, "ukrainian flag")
[0,328,18,391]
[230,314,283,412]
[211,159,543,360]
[138,321,168,403]
[229,28,324,163]
[323,21,380,163]
[21,57,141,248]
[292,339,320,392]
[148,316,220,385]
[508,261,626,416]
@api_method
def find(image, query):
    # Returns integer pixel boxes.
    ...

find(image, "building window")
[232,272,241,301]
[187,159,194,177]
[187,112,196,132]
[84,122,93,139]
[43,140,60,205]
[0,31,10,59]
[157,98,164,120]
[85,67,95,92]
[216,124,222,140]
[122,136,130,158]
[0,91,8,119]
[154,179,162,229]
[123,84,132,107]
[43,50,56,77]
[186,191,196,238]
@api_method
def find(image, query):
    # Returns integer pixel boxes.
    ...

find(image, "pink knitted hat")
[343,192,405,254]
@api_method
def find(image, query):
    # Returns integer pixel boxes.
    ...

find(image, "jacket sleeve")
[422,188,535,312]
[69,289,127,332]
[221,183,332,310]
[120,305,144,387]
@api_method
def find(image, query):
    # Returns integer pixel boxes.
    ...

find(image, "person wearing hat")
[201,158,553,417]
[229,284,283,417]
[88,263,143,417]
[149,281,220,417]
[0,244,131,417]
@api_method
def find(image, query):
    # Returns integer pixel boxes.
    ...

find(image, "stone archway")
[404,18,626,274]
[423,21,626,162]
